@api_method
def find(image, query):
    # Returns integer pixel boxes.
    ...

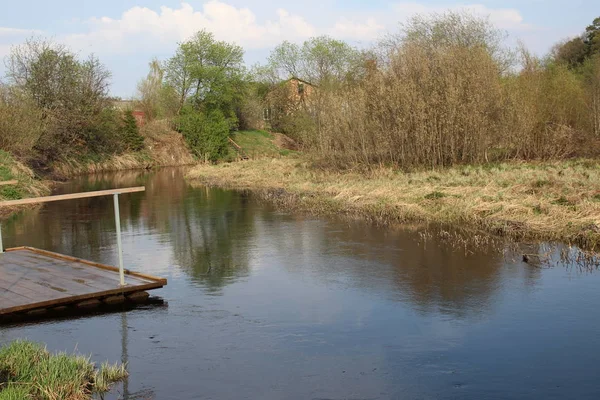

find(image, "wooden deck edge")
[5,246,167,285]
[0,281,164,316]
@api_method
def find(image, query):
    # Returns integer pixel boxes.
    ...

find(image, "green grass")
[0,340,127,400]
[230,130,289,159]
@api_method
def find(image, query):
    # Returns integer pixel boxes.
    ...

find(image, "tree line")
[0,39,144,169]
[2,12,600,170]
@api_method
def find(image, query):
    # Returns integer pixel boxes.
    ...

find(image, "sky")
[0,0,594,97]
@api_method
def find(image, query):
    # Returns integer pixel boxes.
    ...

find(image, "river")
[1,167,599,399]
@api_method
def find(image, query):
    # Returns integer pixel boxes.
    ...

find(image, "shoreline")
[0,150,195,217]
[187,157,600,251]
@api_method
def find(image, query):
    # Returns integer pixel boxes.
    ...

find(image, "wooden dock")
[0,247,166,318]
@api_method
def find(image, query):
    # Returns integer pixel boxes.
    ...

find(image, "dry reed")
[187,157,600,250]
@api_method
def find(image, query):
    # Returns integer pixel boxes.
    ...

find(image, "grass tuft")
[424,191,446,200]
[0,340,127,400]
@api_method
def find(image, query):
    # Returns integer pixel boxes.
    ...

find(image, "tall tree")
[5,37,114,158]
[267,36,360,86]
[137,58,165,120]
[164,30,245,118]
[554,16,600,67]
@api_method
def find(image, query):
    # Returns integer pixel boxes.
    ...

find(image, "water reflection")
[1,167,599,399]
[1,168,544,314]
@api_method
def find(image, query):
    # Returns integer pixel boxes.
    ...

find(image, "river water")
[1,167,599,399]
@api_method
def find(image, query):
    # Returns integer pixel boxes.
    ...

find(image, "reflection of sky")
[2,168,600,399]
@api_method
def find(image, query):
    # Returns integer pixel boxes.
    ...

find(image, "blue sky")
[0,0,594,97]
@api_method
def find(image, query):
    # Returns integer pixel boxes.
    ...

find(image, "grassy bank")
[187,157,600,250]
[228,130,297,160]
[51,122,196,179]
[0,340,126,399]
[0,151,50,216]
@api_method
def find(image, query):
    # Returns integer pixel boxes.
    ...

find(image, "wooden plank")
[0,186,145,207]
[20,253,150,285]
[0,280,163,315]
[12,247,167,284]
[2,277,72,301]
[0,180,18,186]
[0,247,166,317]
[2,253,149,292]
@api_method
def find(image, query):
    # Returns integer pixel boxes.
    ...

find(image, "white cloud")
[63,1,317,55]
[0,1,532,59]
[391,2,531,31]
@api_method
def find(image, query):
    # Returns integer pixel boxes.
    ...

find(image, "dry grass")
[52,153,154,178]
[0,150,50,217]
[52,120,196,178]
[188,157,600,250]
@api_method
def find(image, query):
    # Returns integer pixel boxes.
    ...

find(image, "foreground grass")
[0,340,127,400]
[188,157,600,250]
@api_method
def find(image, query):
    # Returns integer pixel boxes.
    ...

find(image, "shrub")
[178,109,230,161]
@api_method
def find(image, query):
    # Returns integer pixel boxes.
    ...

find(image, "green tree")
[165,30,246,120]
[267,36,360,86]
[5,38,115,160]
[121,110,145,151]
[178,108,230,161]
[137,58,164,120]
[585,17,600,54]
[554,16,600,67]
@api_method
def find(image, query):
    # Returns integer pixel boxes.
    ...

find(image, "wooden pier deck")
[0,247,167,317]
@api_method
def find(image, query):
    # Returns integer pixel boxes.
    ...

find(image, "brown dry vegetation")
[187,157,600,250]
[0,151,50,217]
[51,120,196,178]
[268,14,600,169]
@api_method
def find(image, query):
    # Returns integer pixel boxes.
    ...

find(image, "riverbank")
[187,157,600,250]
[0,340,126,399]
[51,125,196,179]
[0,122,196,217]
[0,151,51,216]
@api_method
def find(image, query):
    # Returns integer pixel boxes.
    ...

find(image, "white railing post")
[113,193,125,286]
[0,221,3,253]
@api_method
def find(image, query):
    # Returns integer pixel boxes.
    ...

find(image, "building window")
[263,108,271,121]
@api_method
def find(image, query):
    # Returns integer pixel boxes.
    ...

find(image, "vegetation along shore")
[0,340,127,400]
[187,157,600,251]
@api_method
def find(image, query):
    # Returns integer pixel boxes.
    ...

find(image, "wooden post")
[113,193,125,286]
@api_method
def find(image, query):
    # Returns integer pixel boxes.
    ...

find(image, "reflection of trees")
[1,167,254,293]
[169,187,254,292]
[257,217,541,318]
[1,166,547,316]
[1,171,150,262]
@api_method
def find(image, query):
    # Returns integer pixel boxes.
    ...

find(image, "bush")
[0,85,43,156]
[295,12,599,169]
[121,110,145,151]
[178,109,230,161]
